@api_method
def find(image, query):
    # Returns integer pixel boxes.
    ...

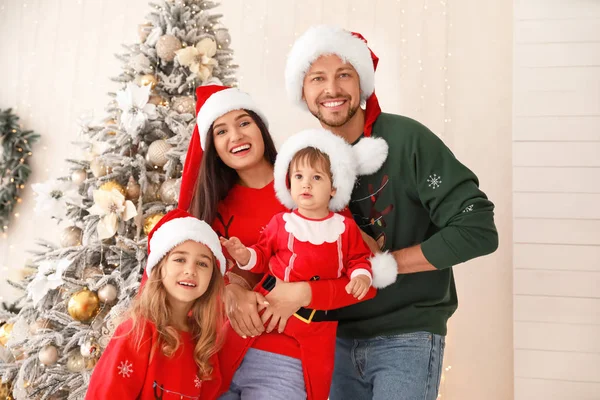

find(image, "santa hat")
[285,25,382,137]
[178,85,269,211]
[274,128,388,212]
[146,209,226,276]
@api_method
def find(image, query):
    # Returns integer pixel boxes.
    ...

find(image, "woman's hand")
[224,283,269,338]
[262,278,312,334]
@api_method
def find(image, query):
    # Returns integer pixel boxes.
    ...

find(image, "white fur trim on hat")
[146,216,226,276]
[196,88,269,150]
[370,251,397,288]
[285,25,375,108]
[274,129,387,212]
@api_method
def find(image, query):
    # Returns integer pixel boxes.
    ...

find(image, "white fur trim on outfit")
[369,251,398,288]
[274,128,388,212]
[146,216,226,276]
[237,248,257,271]
[285,25,375,108]
[282,212,346,245]
[196,88,269,150]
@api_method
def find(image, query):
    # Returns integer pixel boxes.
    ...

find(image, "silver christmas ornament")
[171,96,195,115]
[156,34,182,62]
[146,140,172,168]
[60,226,83,247]
[159,179,179,204]
[71,169,87,185]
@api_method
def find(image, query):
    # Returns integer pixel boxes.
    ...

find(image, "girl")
[86,209,226,399]
[219,129,397,400]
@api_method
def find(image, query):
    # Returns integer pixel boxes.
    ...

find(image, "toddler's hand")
[345,274,371,300]
[220,236,251,266]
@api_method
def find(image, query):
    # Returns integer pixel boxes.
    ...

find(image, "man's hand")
[220,236,251,266]
[345,275,371,300]
[262,278,311,334]
[224,283,269,338]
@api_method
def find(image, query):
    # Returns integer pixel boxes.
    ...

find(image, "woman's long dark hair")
[189,110,277,224]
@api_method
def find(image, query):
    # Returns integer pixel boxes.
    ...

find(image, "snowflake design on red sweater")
[117,360,133,378]
[194,376,202,388]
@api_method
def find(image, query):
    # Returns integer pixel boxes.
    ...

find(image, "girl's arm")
[85,320,150,399]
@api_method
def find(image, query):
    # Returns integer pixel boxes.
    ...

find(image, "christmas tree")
[0,1,236,399]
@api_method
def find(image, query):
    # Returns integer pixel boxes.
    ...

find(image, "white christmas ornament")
[128,53,151,73]
[87,189,137,239]
[38,344,59,366]
[31,179,83,220]
[98,284,118,304]
[27,258,73,305]
[116,83,157,138]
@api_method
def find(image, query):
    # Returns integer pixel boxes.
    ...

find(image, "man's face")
[302,54,361,128]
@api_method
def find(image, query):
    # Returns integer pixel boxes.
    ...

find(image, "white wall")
[513,0,600,399]
[0,1,513,399]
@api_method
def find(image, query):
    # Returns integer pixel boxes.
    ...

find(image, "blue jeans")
[219,348,307,400]
[330,332,445,400]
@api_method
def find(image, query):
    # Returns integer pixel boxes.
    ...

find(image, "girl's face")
[289,160,336,218]
[211,110,267,172]
[161,240,215,309]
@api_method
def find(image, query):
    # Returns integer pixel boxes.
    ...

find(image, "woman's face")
[211,110,266,172]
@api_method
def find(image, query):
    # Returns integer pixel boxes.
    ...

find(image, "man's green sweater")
[331,112,498,338]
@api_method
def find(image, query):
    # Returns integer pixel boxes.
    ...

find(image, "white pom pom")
[352,137,389,176]
[370,251,398,288]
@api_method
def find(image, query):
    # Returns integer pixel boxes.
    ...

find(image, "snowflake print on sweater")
[117,360,133,378]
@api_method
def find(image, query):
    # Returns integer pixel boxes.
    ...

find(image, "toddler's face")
[290,160,336,215]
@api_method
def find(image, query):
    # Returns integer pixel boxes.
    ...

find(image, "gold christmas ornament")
[85,357,98,370]
[60,226,83,247]
[71,169,87,185]
[98,284,118,304]
[148,94,168,106]
[67,289,100,323]
[90,158,110,178]
[138,23,152,42]
[159,179,179,204]
[143,213,165,235]
[139,74,158,89]
[171,96,195,115]
[146,140,172,168]
[125,176,141,201]
[38,344,59,366]
[80,339,100,358]
[156,34,182,62]
[29,319,52,335]
[0,379,14,400]
[0,323,13,346]
[142,181,161,203]
[66,352,86,373]
[99,180,126,197]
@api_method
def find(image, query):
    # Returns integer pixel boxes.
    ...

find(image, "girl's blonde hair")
[127,250,225,379]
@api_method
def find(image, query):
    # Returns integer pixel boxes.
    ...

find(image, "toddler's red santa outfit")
[218,129,398,400]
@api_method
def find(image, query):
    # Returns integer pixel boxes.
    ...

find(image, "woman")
[178,85,377,399]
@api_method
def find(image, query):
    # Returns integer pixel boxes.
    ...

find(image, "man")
[281,25,499,399]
